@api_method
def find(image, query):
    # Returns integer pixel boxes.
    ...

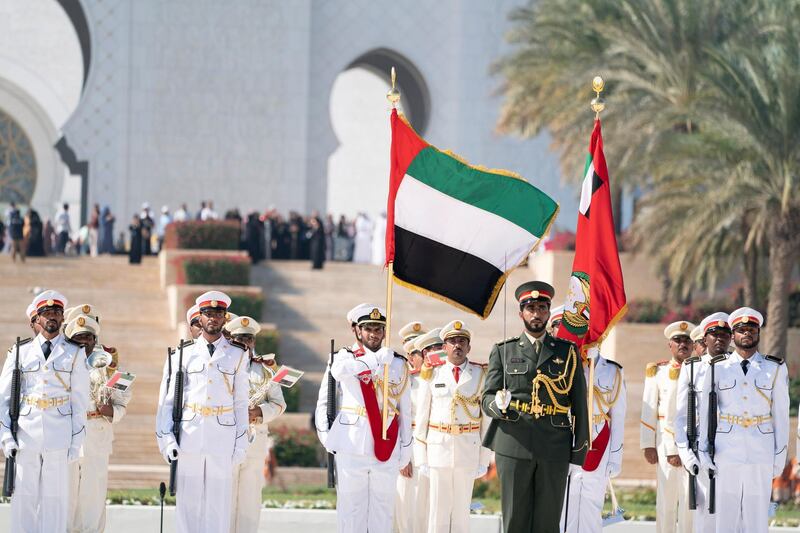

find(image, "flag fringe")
[580,303,629,356]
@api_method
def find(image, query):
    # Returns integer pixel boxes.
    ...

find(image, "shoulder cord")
[592,367,622,422]
[450,366,487,423]
[532,345,577,412]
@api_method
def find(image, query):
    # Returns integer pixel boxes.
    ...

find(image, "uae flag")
[385,109,559,318]
[271,365,304,388]
[556,119,627,352]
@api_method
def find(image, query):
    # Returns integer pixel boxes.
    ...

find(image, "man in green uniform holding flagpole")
[482,281,589,533]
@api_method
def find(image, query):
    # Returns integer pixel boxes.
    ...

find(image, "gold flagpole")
[587,76,605,450]
[382,67,401,440]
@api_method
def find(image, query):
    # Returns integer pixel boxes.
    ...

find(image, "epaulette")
[16,337,33,347]
[420,363,433,381]
[178,339,195,348]
[228,339,247,351]
[605,358,623,369]
[684,355,701,365]
[469,361,488,368]
[764,354,784,365]
[342,346,354,354]
[394,352,408,362]
[710,354,728,365]
[496,336,519,346]
[551,336,576,347]
[645,362,659,378]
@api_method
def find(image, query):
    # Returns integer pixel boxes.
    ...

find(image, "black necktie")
[741,359,749,375]
[207,343,215,357]
[42,340,52,360]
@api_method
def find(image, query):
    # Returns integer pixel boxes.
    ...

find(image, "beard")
[524,320,546,335]
[203,322,223,335]
[43,320,60,334]
[734,335,758,350]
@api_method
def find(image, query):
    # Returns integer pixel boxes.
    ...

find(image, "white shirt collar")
[37,333,62,347]
[524,331,545,346]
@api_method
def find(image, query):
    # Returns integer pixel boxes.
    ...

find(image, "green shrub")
[625,300,668,323]
[271,427,321,467]
[182,257,250,285]
[255,328,280,355]
[163,220,241,250]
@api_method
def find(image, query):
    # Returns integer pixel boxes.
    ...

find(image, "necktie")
[42,340,52,360]
[534,339,541,356]
[207,343,215,356]
[453,366,460,383]
[741,359,749,375]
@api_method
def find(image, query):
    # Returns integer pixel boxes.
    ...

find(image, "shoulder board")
[16,337,33,346]
[65,337,82,347]
[341,346,354,354]
[394,352,407,362]
[605,358,622,369]
[496,336,519,346]
[228,339,247,351]
[420,364,433,381]
[764,354,784,365]
[469,361,488,368]
[710,354,728,365]
[684,356,701,365]
[551,336,576,347]
[645,362,659,378]
[656,360,670,366]
[179,339,195,348]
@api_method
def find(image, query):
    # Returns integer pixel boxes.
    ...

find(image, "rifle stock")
[687,360,697,510]
[326,339,336,488]
[2,338,21,497]
[168,341,187,496]
[707,361,717,514]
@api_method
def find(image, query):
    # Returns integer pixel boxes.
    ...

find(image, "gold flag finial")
[591,76,606,118]
[386,67,401,108]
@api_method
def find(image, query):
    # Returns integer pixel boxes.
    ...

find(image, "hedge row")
[180,256,251,286]
[163,221,240,250]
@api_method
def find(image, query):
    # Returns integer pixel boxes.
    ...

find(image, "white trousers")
[560,468,607,533]
[68,453,110,533]
[394,467,429,533]
[427,466,474,533]
[656,457,693,533]
[714,463,771,533]
[689,468,716,533]
[230,448,267,533]
[175,453,233,533]
[11,448,69,533]
[335,452,399,533]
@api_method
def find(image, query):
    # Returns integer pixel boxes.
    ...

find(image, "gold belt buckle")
[531,403,543,418]
[201,406,212,417]
[449,425,461,435]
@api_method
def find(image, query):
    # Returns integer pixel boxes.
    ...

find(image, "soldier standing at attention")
[699,307,789,533]
[690,325,705,357]
[0,291,90,533]
[155,290,250,533]
[226,316,286,533]
[481,281,589,533]
[187,304,202,339]
[394,321,429,533]
[415,320,491,533]
[640,321,695,533]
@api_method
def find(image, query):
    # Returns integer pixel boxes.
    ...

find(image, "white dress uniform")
[640,356,693,533]
[414,356,491,533]
[69,354,132,533]
[698,350,789,533]
[561,354,626,533]
[230,358,286,533]
[314,345,350,447]
[0,332,90,533]
[394,369,429,533]
[156,335,249,533]
[327,344,413,533]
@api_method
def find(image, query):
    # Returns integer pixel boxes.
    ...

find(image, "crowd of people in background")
[2,201,392,269]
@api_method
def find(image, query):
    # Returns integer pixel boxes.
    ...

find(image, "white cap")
[31,290,68,313]
[65,304,100,324]
[699,312,731,334]
[414,328,443,352]
[663,321,694,340]
[225,316,261,336]
[195,291,232,310]
[346,303,372,325]
[186,304,200,326]
[729,307,764,328]
[65,315,101,338]
[440,320,471,341]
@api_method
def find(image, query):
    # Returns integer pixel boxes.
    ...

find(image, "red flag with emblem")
[556,119,627,353]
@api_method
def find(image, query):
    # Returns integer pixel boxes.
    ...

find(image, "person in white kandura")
[674,312,731,533]
[550,307,627,533]
[0,290,90,533]
[414,320,491,533]
[226,315,286,533]
[698,307,789,533]
[155,290,249,533]
[64,308,132,533]
[324,304,412,533]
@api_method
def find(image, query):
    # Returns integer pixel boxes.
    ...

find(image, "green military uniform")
[481,282,589,533]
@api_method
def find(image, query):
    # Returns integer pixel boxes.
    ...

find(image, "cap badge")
[46,299,54,307]
[241,317,250,327]
[211,300,218,308]
[77,317,86,327]
[680,322,688,330]
[717,320,725,328]
[370,308,381,320]
[82,304,91,313]
[531,290,540,298]
[413,323,421,332]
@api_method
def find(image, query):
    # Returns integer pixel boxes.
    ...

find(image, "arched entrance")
[0,108,37,204]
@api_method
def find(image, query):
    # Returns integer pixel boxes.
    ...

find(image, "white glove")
[494,390,511,411]
[474,465,488,479]
[699,452,717,474]
[375,347,393,365]
[67,447,81,463]
[683,453,700,475]
[568,463,583,475]
[2,440,18,459]
[232,448,247,466]
[606,461,621,479]
[163,442,181,464]
[418,464,430,478]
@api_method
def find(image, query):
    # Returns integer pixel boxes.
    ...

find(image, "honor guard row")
[156,290,287,533]
[642,307,791,533]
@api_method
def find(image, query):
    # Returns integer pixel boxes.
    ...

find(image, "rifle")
[326,339,336,488]
[707,360,717,514]
[168,340,188,496]
[687,359,698,510]
[2,338,21,497]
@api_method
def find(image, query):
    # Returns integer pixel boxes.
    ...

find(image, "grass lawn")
[106,484,800,526]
